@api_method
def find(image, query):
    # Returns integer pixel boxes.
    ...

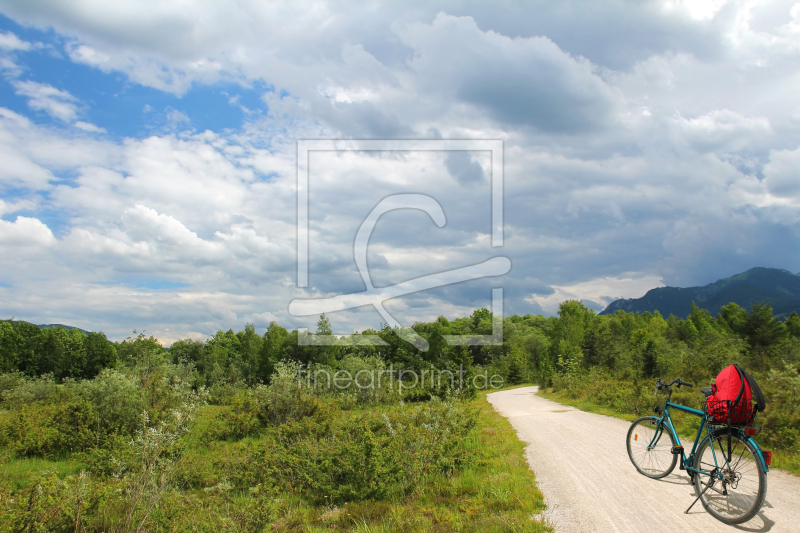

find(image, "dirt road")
[487,386,800,533]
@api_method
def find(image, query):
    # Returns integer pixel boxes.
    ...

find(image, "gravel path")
[487,386,800,533]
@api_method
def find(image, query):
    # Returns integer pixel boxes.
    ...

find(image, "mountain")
[37,323,93,335]
[600,267,800,319]
[4,320,93,336]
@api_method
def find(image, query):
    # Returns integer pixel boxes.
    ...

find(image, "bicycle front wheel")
[627,416,677,479]
[692,430,767,525]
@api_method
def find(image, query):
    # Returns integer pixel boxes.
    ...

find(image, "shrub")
[0,469,102,533]
[205,389,263,440]
[757,362,800,452]
[75,369,147,439]
[254,395,477,504]
[252,361,321,426]
[1,373,61,410]
[0,399,96,457]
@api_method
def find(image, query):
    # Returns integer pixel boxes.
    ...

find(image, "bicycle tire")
[626,416,677,479]
[692,429,767,525]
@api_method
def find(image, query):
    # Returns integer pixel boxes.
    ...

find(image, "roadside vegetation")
[537,302,800,475]
[1,300,796,529]
[0,314,548,532]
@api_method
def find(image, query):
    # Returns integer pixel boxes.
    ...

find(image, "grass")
[179,390,551,532]
[539,388,800,477]
[0,454,85,491]
[1,392,550,532]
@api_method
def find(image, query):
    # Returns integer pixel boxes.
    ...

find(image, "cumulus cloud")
[763,145,800,198]
[74,121,106,133]
[525,275,665,315]
[672,109,773,153]
[399,13,619,133]
[0,216,55,247]
[0,197,36,215]
[0,31,32,50]
[1,0,800,339]
[12,80,80,122]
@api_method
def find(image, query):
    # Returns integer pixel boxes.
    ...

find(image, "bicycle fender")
[702,428,769,473]
[747,435,769,473]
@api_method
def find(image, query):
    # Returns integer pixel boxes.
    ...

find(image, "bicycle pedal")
[671,446,684,455]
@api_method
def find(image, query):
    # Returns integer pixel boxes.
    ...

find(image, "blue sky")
[1,1,800,343]
[0,14,270,139]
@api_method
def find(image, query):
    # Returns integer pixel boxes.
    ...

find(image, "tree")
[745,303,787,349]
[260,322,288,381]
[313,314,338,365]
[689,302,718,337]
[718,302,748,335]
[201,330,240,385]
[0,321,18,373]
[236,324,263,385]
[84,332,116,378]
[675,318,699,345]
[13,321,44,375]
[169,339,204,365]
[116,332,168,382]
[316,314,333,336]
[785,312,800,338]
[641,339,658,378]
[549,300,593,373]
[471,308,492,330]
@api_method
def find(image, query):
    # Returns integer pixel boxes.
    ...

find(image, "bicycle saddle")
[700,387,713,397]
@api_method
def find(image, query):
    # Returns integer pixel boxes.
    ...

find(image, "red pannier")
[706,364,765,426]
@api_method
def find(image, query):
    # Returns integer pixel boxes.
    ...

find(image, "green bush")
[0,469,103,533]
[74,369,147,439]
[1,373,61,410]
[251,361,322,426]
[245,395,477,504]
[757,362,800,452]
[204,389,263,440]
[0,399,96,457]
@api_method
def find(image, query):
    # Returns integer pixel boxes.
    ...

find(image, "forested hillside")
[0,300,798,530]
[602,267,800,319]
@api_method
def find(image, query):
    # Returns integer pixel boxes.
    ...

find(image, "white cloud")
[0,197,35,216]
[0,141,54,189]
[0,107,116,190]
[525,275,665,315]
[1,1,800,337]
[663,0,732,21]
[74,121,106,133]
[397,13,619,133]
[0,31,32,50]
[12,80,79,122]
[67,43,109,67]
[672,109,773,152]
[763,145,800,198]
[0,216,55,247]
[164,107,190,128]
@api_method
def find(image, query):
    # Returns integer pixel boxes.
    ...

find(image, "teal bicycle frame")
[652,397,770,476]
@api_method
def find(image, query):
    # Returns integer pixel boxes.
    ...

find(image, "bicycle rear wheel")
[692,430,767,525]
[626,416,677,479]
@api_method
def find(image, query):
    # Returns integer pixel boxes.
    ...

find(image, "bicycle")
[626,378,771,524]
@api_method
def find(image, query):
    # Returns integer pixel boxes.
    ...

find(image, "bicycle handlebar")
[654,378,694,396]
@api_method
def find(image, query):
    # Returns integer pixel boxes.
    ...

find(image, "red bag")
[707,364,763,425]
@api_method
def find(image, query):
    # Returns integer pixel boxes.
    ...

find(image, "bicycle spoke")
[694,431,766,524]
[627,417,677,479]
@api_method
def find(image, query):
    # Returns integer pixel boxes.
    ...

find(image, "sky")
[1,0,799,344]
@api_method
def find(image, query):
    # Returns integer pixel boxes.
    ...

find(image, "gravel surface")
[487,386,800,533]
